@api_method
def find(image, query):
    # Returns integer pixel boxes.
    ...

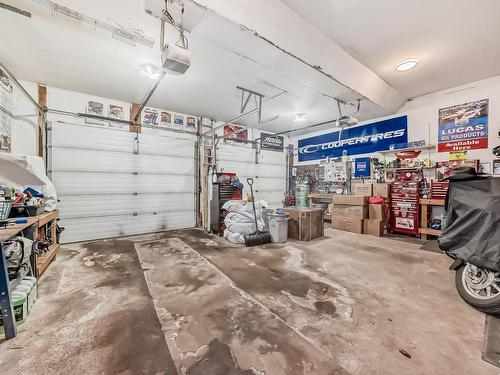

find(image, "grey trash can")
[268,213,289,243]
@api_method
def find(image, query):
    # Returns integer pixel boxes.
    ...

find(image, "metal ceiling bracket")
[0,2,31,17]
[237,86,265,123]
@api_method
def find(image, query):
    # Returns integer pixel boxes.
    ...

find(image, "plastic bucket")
[0,291,28,333]
[268,214,289,243]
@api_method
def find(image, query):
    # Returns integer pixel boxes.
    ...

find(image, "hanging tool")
[244,178,272,247]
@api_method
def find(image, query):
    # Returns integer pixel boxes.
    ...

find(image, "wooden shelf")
[37,210,59,227]
[419,227,442,236]
[308,193,333,199]
[37,243,60,276]
[420,199,445,206]
[377,145,436,155]
[0,218,38,242]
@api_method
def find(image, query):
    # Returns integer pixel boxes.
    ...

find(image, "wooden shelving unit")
[419,199,445,240]
[35,210,60,276]
[0,209,60,340]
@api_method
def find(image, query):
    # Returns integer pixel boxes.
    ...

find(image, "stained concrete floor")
[0,228,497,375]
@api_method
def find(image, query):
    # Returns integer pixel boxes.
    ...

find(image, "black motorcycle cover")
[438,176,500,271]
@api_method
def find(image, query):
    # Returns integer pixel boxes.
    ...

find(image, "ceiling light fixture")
[141,64,161,80]
[294,114,307,122]
[395,59,418,72]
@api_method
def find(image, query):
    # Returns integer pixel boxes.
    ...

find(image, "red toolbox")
[389,169,421,236]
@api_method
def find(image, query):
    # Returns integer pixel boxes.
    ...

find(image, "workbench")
[419,199,445,240]
[0,210,60,340]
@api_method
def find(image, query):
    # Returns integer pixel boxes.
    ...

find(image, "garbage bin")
[268,213,289,243]
[262,209,274,232]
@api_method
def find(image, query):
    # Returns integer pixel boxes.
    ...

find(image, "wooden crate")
[285,208,324,241]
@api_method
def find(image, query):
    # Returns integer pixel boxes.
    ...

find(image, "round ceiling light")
[294,114,307,122]
[395,59,418,72]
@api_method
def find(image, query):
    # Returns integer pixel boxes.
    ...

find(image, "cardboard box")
[332,195,369,206]
[284,207,324,241]
[368,204,387,221]
[363,219,385,237]
[331,217,363,234]
[331,205,368,219]
[372,183,390,198]
[353,183,373,196]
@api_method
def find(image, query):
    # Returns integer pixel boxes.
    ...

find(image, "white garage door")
[48,122,196,243]
[216,141,286,208]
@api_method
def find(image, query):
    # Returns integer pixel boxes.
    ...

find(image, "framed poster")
[160,111,172,127]
[438,99,488,152]
[109,104,124,119]
[354,157,371,177]
[143,108,159,126]
[0,68,12,152]
[87,101,104,116]
[224,124,248,143]
[173,114,184,126]
[260,132,284,152]
[186,116,196,129]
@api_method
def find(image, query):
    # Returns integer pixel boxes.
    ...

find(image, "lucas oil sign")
[438,99,489,152]
[298,116,408,162]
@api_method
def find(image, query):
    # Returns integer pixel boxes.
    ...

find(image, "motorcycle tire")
[455,266,500,315]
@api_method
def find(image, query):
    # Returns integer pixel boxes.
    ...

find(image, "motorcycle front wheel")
[455,263,500,315]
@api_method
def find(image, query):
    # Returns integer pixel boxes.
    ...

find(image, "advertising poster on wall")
[142,107,159,126]
[224,124,248,143]
[108,104,124,128]
[173,114,184,126]
[160,111,172,127]
[298,115,408,162]
[186,116,196,129]
[354,157,371,177]
[260,132,284,152]
[108,105,124,119]
[438,99,489,152]
[87,101,104,116]
[0,68,12,152]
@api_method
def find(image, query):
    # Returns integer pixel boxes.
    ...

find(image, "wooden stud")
[130,103,142,134]
[37,84,47,158]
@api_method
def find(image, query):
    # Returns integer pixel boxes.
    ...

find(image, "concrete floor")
[0,228,496,375]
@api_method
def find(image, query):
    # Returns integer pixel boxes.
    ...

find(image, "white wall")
[9,80,38,156]
[293,75,500,168]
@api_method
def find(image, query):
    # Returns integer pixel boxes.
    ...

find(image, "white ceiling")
[283,0,500,99]
[0,0,393,134]
[3,0,499,135]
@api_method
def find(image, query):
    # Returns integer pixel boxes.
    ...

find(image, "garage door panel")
[53,172,193,195]
[52,148,194,174]
[61,211,194,243]
[58,194,194,219]
[50,122,196,243]
[51,124,132,152]
[217,142,286,209]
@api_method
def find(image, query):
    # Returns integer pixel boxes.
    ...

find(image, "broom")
[244,178,272,247]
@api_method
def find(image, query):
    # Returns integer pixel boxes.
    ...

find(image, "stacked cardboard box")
[331,195,369,234]
[372,183,390,198]
[364,203,388,237]
[352,183,373,196]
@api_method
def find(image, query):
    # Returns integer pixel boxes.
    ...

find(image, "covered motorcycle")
[439,167,500,314]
